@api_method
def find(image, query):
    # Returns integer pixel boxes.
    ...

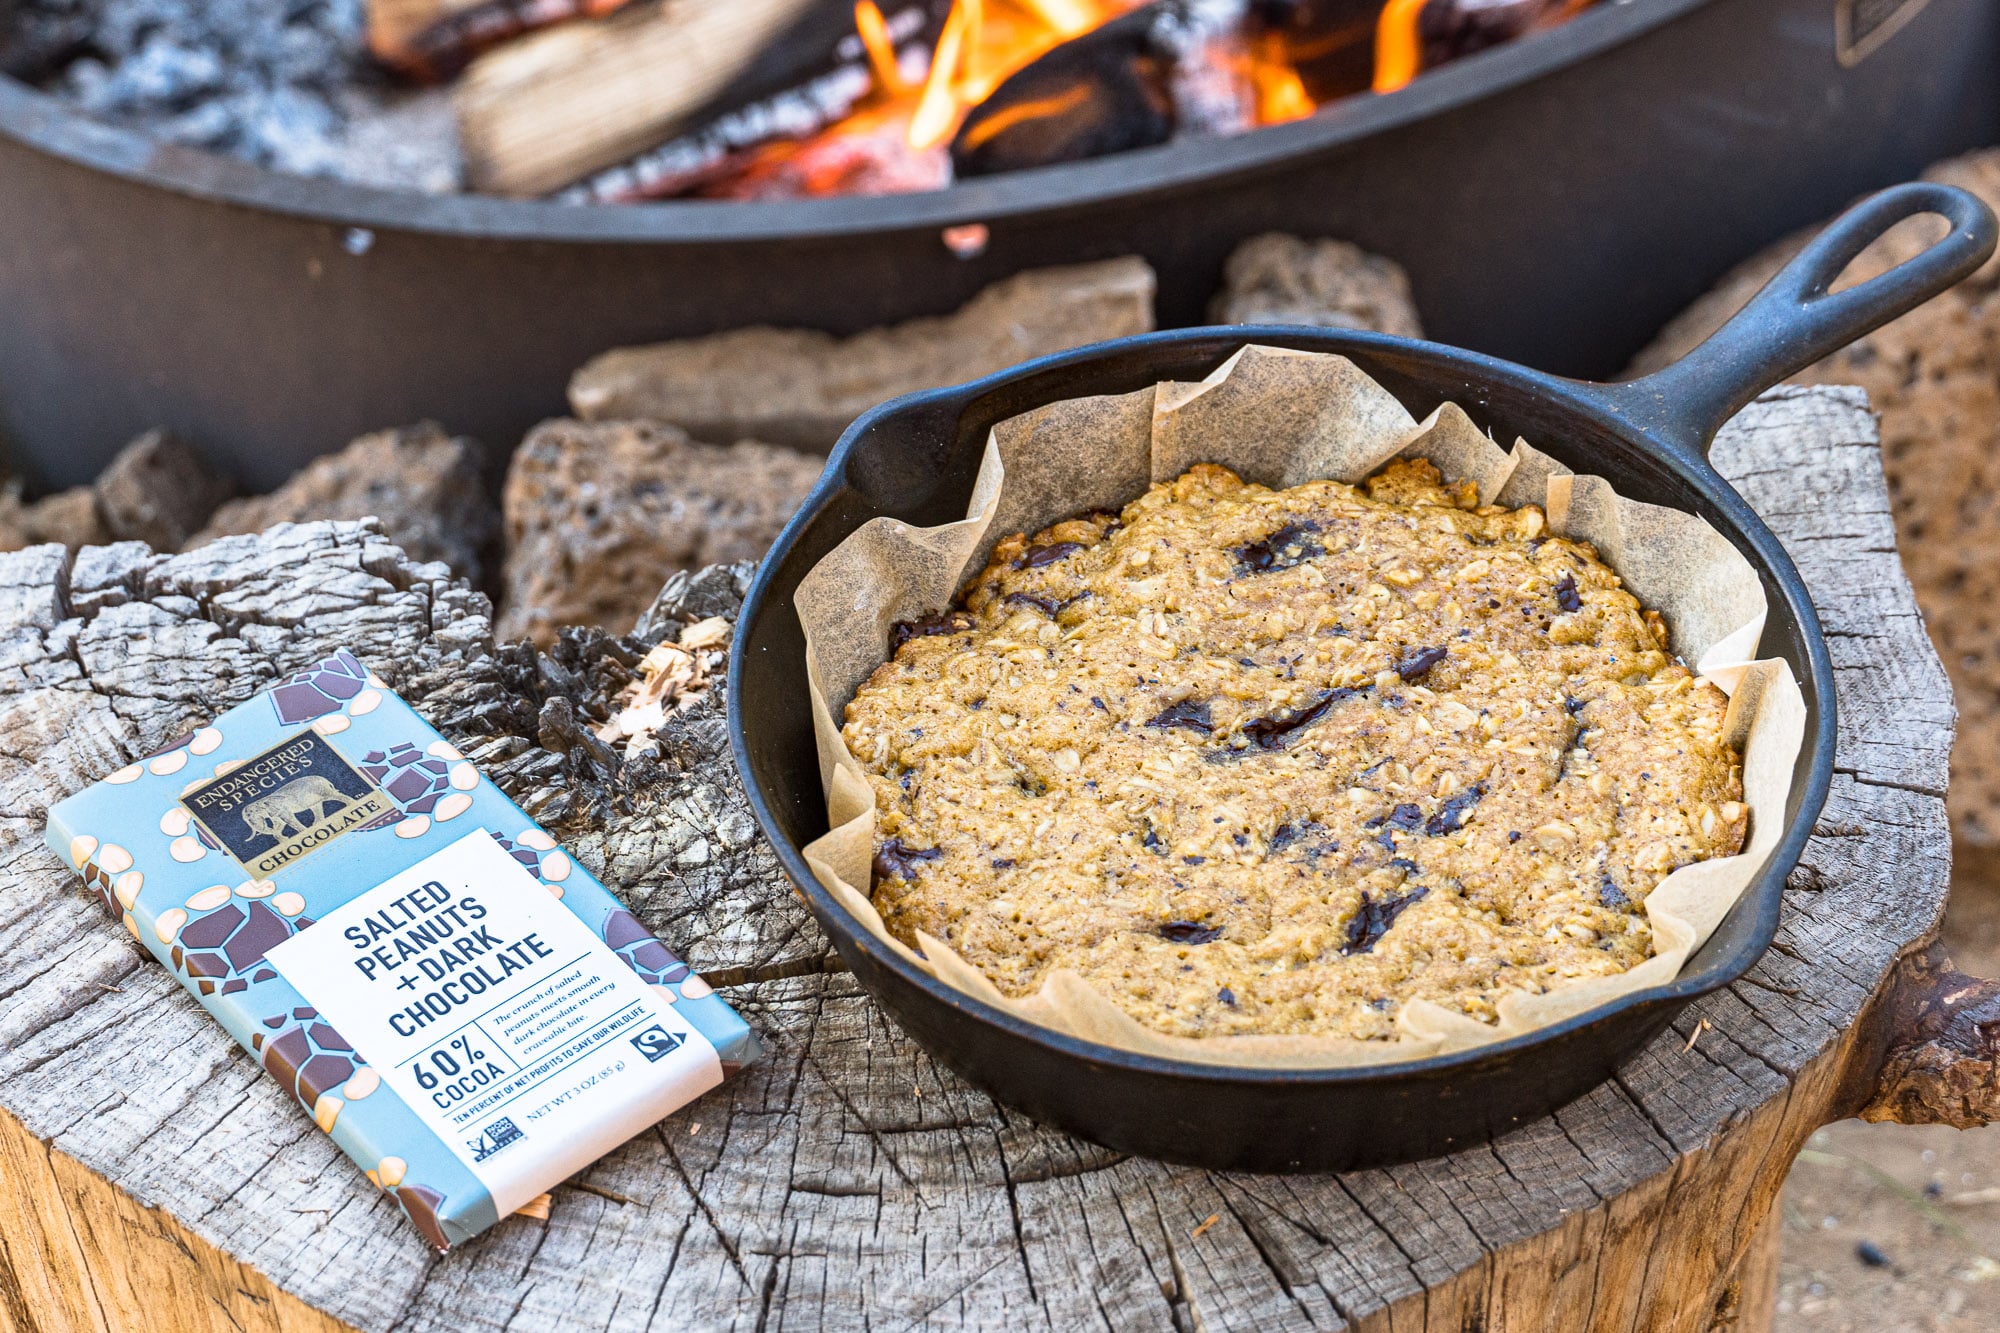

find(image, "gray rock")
[498,419,822,646]
[190,422,497,586]
[567,257,1158,451]
[1209,234,1424,337]
[94,428,236,549]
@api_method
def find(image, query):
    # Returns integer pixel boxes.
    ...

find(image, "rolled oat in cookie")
[841,458,1747,1041]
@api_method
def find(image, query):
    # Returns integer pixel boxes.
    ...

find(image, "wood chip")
[1191,1213,1220,1239]
[678,616,732,651]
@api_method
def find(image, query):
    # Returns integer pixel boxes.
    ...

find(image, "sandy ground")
[1772,849,2000,1329]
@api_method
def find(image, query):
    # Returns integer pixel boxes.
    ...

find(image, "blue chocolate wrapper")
[45,649,759,1249]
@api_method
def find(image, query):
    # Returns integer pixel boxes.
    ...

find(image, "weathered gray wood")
[0,386,1959,1331]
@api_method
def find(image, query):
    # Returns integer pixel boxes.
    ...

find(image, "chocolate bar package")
[45,649,759,1250]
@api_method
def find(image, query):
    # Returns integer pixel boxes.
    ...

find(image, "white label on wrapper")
[266,829,720,1215]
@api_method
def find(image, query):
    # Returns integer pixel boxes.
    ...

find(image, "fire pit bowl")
[727,181,1996,1171]
[1,0,1996,491]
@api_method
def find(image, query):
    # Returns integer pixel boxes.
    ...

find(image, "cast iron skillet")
[728,182,1997,1171]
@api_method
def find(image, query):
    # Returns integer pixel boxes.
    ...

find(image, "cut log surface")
[0,386,1970,1331]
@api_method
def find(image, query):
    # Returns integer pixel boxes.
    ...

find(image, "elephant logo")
[182,729,391,874]
[241,775,349,840]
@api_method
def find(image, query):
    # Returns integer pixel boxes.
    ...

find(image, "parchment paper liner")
[797,346,1805,1069]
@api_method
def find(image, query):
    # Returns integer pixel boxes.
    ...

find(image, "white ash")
[9,0,462,191]
[1157,0,1257,138]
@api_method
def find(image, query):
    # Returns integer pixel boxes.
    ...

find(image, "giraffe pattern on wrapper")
[358,742,477,836]
[251,1004,374,1132]
[165,883,312,997]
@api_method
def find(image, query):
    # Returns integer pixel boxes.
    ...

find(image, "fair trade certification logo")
[181,730,392,875]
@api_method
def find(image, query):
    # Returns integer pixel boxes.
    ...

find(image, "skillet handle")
[1604,182,1997,459]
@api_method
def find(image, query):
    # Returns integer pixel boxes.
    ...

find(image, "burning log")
[559,64,888,204]
[455,0,865,196]
[366,0,638,83]
[547,0,1592,202]
[949,3,1175,177]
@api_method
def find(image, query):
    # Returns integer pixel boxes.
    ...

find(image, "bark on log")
[0,386,1979,1332]
[1858,944,2000,1128]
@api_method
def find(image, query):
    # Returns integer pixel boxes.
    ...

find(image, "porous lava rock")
[0,483,110,552]
[94,428,238,550]
[1208,234,1424,336]
[1630,147,2000,843]
[496,419,820,646]
[565,258,1158,451]
[0,428,233,555]
[191,423,498,586]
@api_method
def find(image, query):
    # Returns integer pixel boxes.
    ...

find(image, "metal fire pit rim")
[0,0,1711,244]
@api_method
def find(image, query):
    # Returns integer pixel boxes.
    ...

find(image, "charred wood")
[1858,942,2000,1129]
[0,0,91,83]
[950,2,1179,178]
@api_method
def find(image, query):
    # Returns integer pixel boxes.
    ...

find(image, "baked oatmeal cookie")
[841,459,1749,1041]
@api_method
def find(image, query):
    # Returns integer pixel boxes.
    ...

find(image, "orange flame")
[853,1,911,96]
[1249,32,1314,123]
[910,0,983,148]
[865,0,1142,153]
[1373,0,1428,94]
[739,0,1605,201]
[1013,0,1102,36]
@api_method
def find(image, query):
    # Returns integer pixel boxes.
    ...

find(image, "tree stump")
[0,386,1984,1332]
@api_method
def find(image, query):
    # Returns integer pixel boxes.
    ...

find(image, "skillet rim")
[727,325,1835,1089]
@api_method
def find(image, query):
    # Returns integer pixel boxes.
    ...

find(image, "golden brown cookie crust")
[842,460,1748,1040]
